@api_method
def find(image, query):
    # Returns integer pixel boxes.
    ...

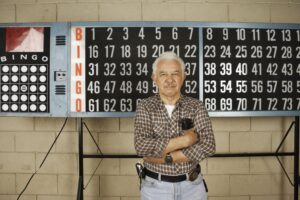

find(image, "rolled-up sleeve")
[134,101,170,157]
[181,103,215,162]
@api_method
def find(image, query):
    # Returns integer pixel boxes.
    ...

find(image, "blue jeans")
[141,175,207,200]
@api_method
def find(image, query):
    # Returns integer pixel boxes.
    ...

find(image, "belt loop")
[158,173,161,181]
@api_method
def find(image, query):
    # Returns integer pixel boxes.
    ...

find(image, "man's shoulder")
[181,96,205,109]
[138,95,160,108]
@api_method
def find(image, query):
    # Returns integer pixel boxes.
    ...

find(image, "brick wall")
[0,0,299,200]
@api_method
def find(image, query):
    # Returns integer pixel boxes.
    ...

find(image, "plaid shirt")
[134,94,215,175]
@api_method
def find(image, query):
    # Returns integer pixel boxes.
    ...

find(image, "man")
[134,51,216,200]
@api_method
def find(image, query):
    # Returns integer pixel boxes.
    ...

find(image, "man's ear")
[151,73,156,82]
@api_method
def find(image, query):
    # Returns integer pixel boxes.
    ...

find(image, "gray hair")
[152,51,185,75]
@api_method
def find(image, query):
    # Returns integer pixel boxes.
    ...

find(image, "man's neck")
[160,94,180,105]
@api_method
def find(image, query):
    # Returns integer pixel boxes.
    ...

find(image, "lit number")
[172,27,178,40]
[220,80,232,93]
[155,27,161,40]
[281,80,293,93]
[297,98,300,110]
[87,81,100,94]
[251,46,263,58]
[152,45,165,57]
[267,63,278,76]
[252,98,262,110]
[251,63,262,75]
[185,80,197,94]
[137,45,147,58]
[236,80,248,93]
[266,46,277,58]
[297,30,300,41]
[88,99,100,112]
[104,81,116,94]
[267,98,278,110]
[251,80,263,93]
[120,63,132,76]
[220,98,232,111]
[107,28,113,40]
[136,81,149,94]
[103,99,116,112]
[281,46,293,59]
[121,45,131,58]
[88,63,99,76]
[266,80,278,93]
[188,27,194,40]
[236,63,248,75]
[204,98,216,111]
[267,29,276,41]
[236,98,247,111]
[204,80,216,93]
[204,63,216,75]
[120,81,132,94]
[104,63,116,76]
[136,63,148,76]
[282,63,293,76]
[281,29,291,42]
[120,98,133,112]
[252,29,260,41]
[206,28,213,40]
[297,81,300,92]
[282,98,293,110]
[204,45,216,58]
[220,62,232,75]
[139,28,145,40]
[220,45,231,58]
[123,27,129,40]
[184,45,197,58]
[236,29,246,41]
[105,45,115,58]
[223,28,228,40]
[297,64,300,75]
[88,45,99,58]
[185,62,196,76]
[235,45,247,58]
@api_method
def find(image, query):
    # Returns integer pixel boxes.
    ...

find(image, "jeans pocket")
[191,174,203,185]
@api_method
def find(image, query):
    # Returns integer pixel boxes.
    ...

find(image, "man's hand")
[183,128,198,147]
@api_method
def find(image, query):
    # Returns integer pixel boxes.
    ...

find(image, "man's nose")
[165,74,174,82]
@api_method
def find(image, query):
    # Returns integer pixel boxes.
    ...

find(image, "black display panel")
[202,27,300,115]
[0,27,50,113]
[71,25,199,114]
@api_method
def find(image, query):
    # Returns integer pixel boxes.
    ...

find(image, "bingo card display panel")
[70,22,200,117]
[202,23,300,116]
[0,23,69,117]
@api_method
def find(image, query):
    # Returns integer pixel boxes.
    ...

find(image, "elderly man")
[134,51,215,200]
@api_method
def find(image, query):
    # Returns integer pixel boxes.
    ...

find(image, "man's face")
[152,59,186,100]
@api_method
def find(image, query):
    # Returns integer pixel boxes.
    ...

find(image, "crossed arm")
[143,128,198,164]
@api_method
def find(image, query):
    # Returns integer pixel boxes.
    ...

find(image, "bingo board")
[0,23,68,117]
[1,22,299,117]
